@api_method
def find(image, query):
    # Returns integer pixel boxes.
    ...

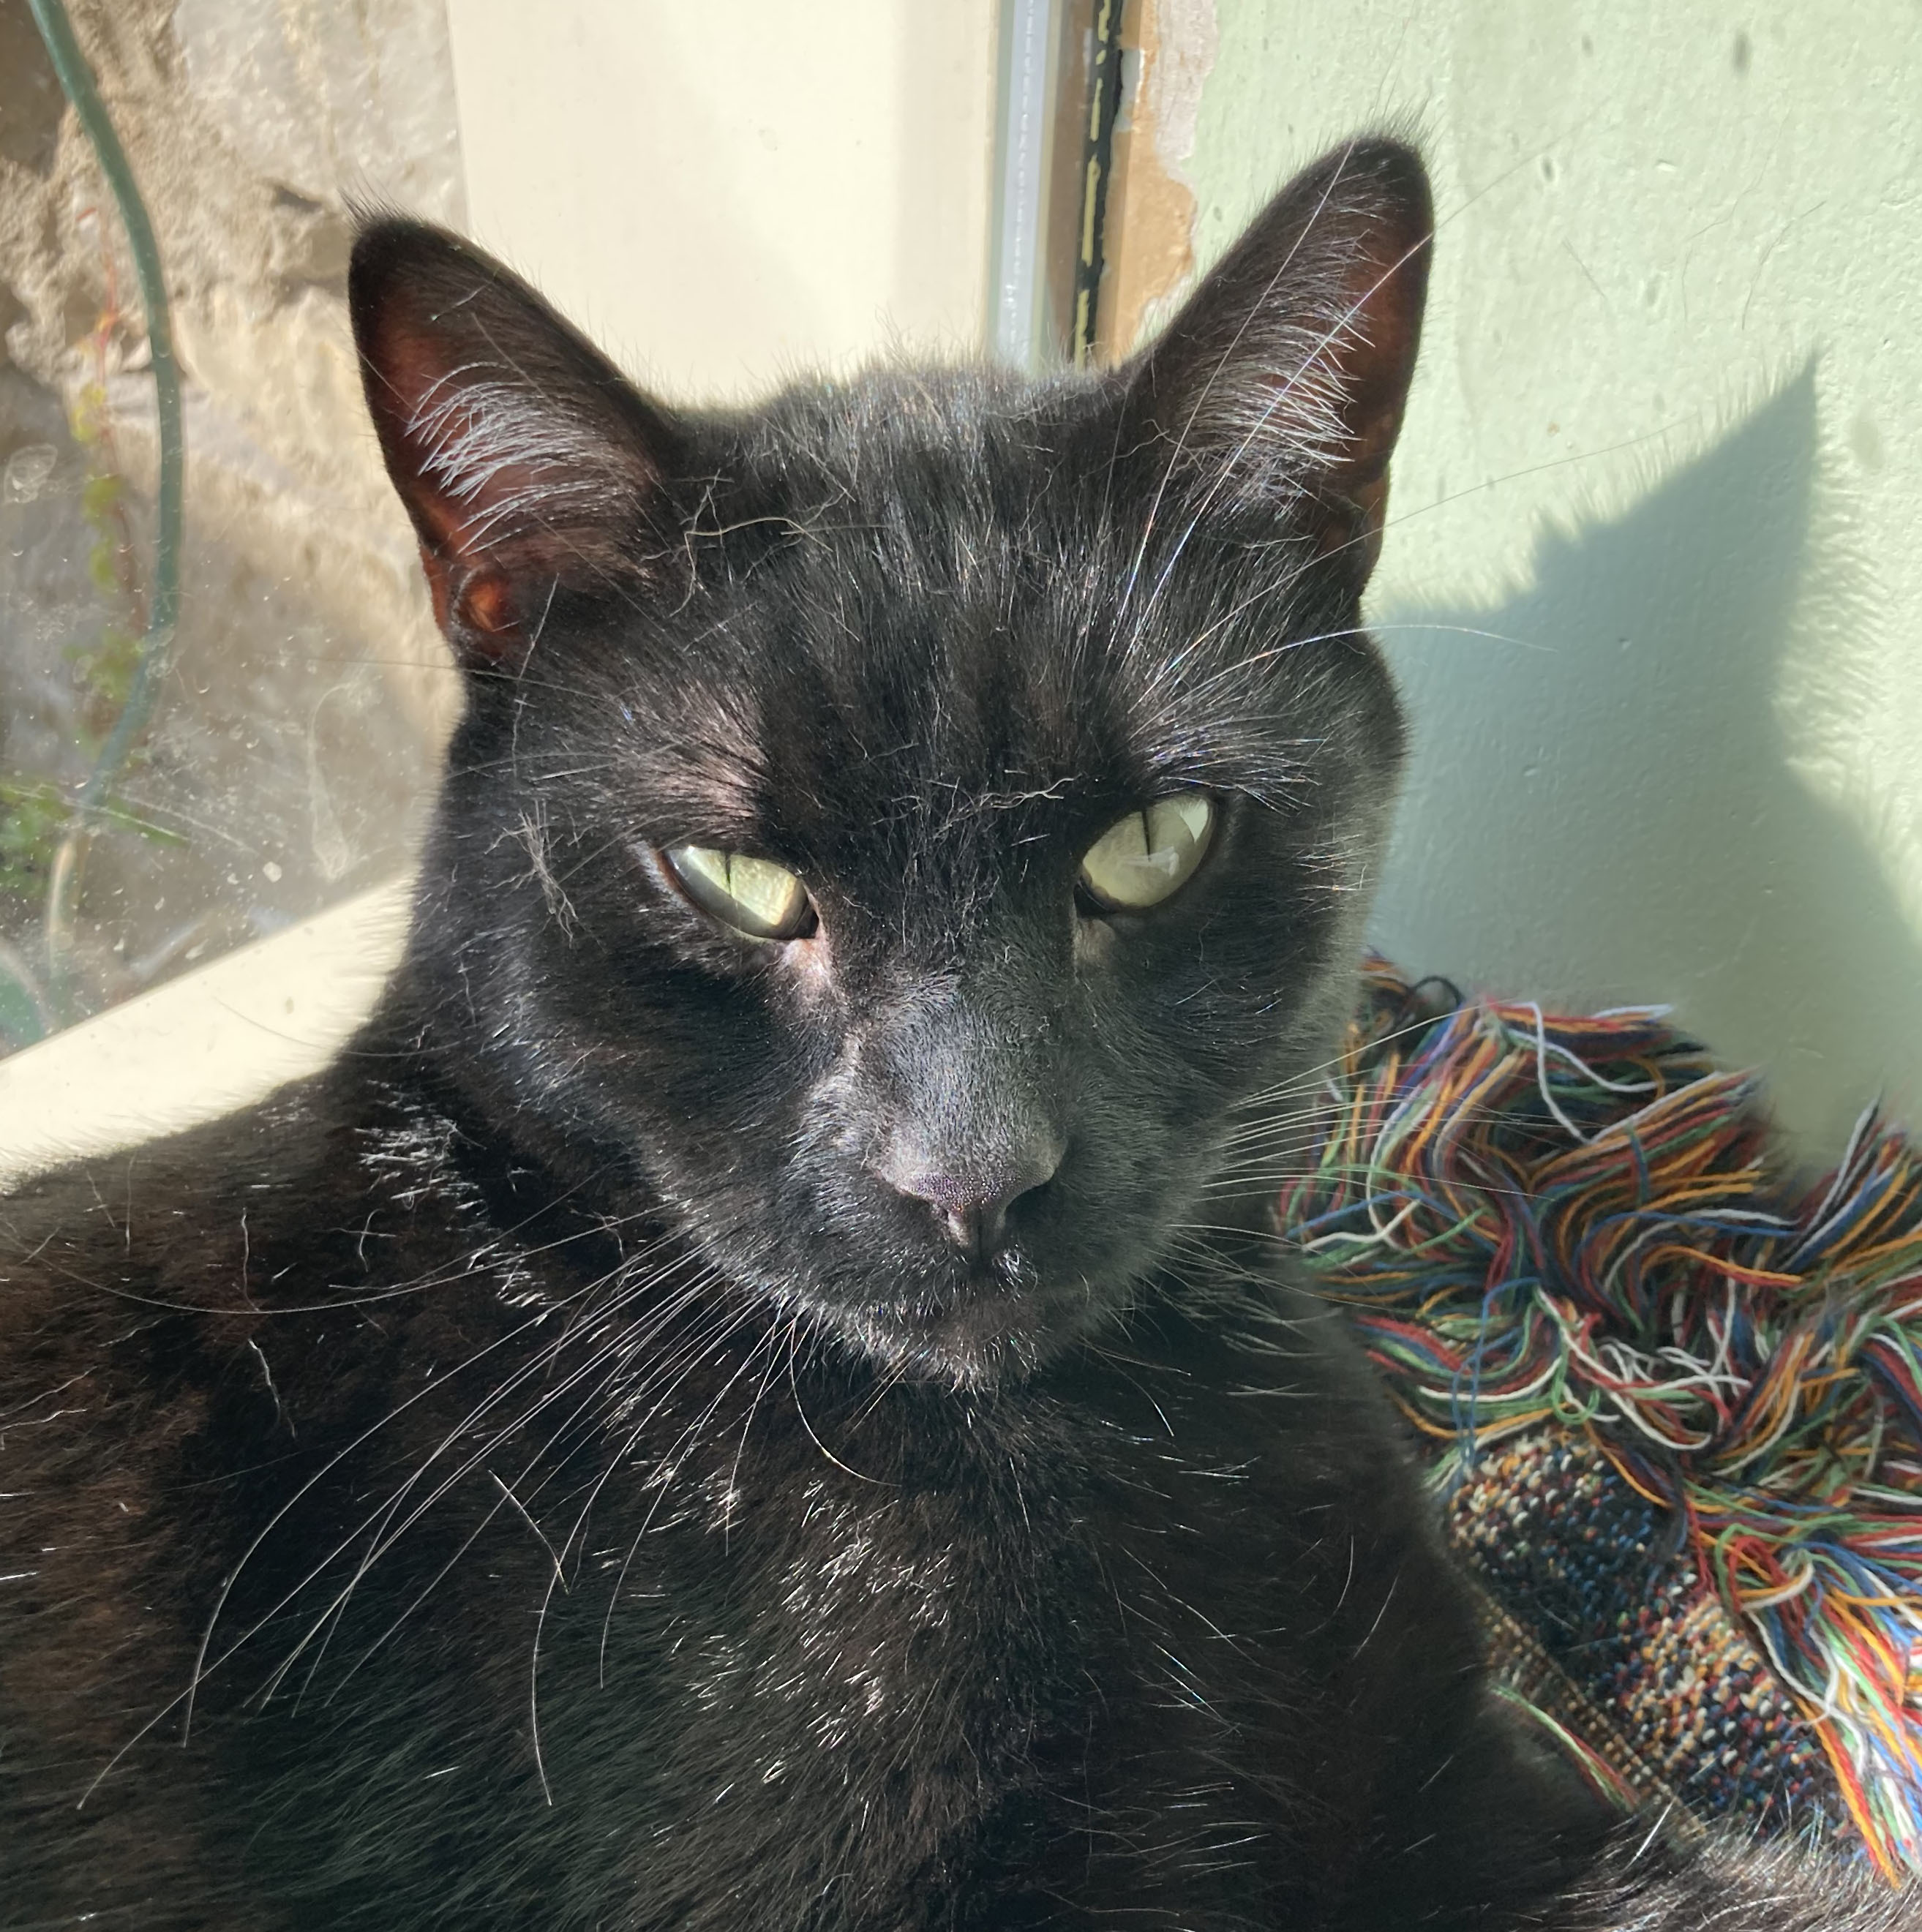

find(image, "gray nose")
[879,1141,1064,1261]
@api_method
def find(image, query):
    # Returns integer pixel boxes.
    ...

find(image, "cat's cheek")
[779,931,836,1001]
[1073,915,1119,973]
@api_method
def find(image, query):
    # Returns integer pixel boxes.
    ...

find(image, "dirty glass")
[0,0,463,1056]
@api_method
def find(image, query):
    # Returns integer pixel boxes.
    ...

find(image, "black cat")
[0,138,1904,1929]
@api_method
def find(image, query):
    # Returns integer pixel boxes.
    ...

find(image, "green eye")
[1078,794,1215,911]
[664,844,815,940]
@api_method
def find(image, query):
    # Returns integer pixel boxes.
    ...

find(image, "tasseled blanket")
[1284,963,1922,1876]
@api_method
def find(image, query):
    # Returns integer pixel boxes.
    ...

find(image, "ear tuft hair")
[350,220,688,666]
[1127,137,1433,581]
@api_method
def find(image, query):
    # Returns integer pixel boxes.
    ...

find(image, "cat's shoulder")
[0,1051,479,1339]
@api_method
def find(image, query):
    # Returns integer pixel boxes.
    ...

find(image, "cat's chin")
[808,1272,1133,1391]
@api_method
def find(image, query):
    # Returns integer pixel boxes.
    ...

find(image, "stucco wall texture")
[1175,1,1922,1157]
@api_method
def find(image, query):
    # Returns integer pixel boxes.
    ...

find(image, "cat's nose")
[880,1142,1063,1261]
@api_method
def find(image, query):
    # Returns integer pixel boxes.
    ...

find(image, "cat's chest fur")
[2,1064,1559,1930]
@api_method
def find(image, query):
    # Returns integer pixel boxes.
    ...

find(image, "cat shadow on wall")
[1367,367,1922,1157]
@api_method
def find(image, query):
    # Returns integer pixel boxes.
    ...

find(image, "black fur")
[1,138,1907,1929]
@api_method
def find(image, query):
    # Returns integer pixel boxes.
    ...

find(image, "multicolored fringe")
[1277,963,1922,1878]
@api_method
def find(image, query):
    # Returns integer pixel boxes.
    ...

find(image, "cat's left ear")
[350,219,688,666]
[1122,136,1433,583]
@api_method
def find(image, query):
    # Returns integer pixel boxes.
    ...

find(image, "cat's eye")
[663,844,815,941]
[1078,794,1215,912]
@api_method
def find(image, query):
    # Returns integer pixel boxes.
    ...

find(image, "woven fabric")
[1447,1429,1839,1840]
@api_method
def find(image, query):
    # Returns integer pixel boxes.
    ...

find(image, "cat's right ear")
[350,220,687,666]
[1122,137,1433,585]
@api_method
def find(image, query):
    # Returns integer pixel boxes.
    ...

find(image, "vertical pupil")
[672,846,803,936]
[1078,796,1212,909]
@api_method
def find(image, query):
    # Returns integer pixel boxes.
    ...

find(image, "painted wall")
[1174,2,1922,1157]
[445,0,999,402]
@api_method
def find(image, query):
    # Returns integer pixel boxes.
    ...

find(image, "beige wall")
[446,0,1000,402]
[1171,1,1922,1157]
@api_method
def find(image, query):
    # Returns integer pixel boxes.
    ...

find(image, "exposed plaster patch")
[1100,0,1219,361]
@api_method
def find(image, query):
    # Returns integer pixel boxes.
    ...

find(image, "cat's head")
[350,138,1430,1388]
